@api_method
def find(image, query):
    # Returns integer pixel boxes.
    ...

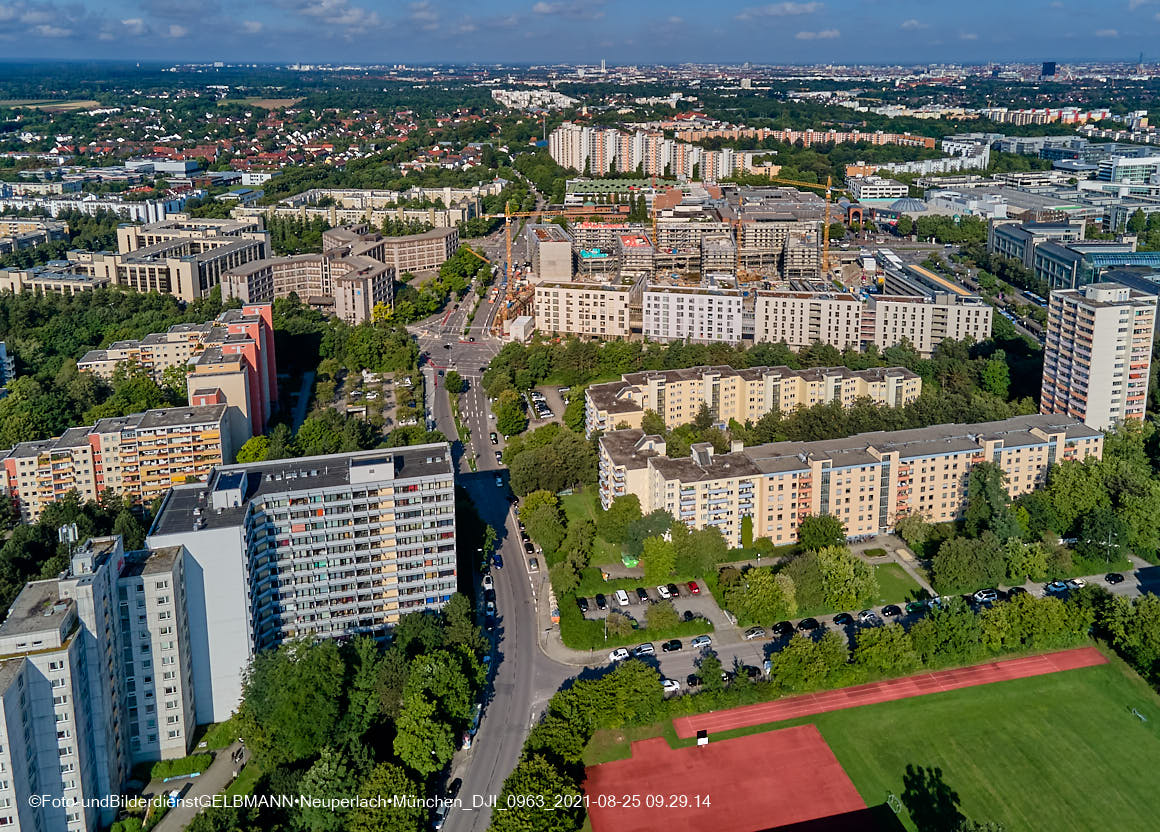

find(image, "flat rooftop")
[150,444,453,536]
[0,581,73,640]
[121,545,183,578]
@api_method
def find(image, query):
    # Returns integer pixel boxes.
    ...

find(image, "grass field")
[560,488,622,565]
[871,563,925,606]
[589,658,1160,831]
[217,97,302,109]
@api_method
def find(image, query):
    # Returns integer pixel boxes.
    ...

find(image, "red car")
[686,581,700,595]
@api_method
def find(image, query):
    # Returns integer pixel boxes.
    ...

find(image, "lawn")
[674,660,1160,832]
[871,563,926,606]
[560,488,622,566]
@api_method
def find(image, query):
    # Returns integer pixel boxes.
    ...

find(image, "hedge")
[149,753,213,781]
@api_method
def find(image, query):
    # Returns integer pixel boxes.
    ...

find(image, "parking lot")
[576,581,722,627]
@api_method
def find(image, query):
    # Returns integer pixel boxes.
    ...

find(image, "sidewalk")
[151,742,247,832]
[849,533,936,596]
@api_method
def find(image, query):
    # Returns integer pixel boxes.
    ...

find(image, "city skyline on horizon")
[1,0,1159,66]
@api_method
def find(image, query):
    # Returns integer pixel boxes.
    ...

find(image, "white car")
[614,589,631,607]
[609,648,630,663]
[661,678,681,694]
[690,635,712,649]
[656,585,672,600]
[1066,578,1086,590]
[482,574,493,591]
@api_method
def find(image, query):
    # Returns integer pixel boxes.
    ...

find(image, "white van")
[614,589,631,607]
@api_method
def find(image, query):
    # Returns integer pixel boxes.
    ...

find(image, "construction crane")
[752,174,850,275]
[462,247,490,265]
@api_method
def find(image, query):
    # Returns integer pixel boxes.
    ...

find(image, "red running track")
[674,646,1107,739]
[584,725,867,832]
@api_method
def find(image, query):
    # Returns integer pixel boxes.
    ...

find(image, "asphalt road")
[424,332,573,832]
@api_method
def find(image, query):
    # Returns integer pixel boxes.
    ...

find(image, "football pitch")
[767,660,1160,831]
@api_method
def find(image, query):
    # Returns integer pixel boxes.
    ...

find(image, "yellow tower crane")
[749,174,849,275]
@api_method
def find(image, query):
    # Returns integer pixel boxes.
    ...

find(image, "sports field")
[586,653,1160,832]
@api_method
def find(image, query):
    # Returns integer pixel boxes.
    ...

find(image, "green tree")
[980,353,1010,399]
[725,567,797,626]
[235,434,270,464]
[495,388,529,436]
[520,490,566,554]
[295,747,360,832]
[443,370,466,395]
[853,624,921,675]
[698,651,725,692]
[1127,208,1148,234]
[347,763,426,832]
[641,535,677,584]
[895,513,930,551]
[491,755,584,832]
[817,546,878,610]
[646,599,680,630]
[931,534,1004,594]
[897,214,914,236]
[798,514,847,551]
[965,462,1020,539]
[393,693,456,777]
[598,494,642,544]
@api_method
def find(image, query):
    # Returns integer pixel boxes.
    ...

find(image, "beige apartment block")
[534,278,641,339]
[754,291,865,350]
[599,414,1102,546]
[1041,282,1157,430]
[585,364,922,437]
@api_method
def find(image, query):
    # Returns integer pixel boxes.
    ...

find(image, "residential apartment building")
[115,216,268,254]
[599,414,1103,545]
[380,227,459,276]
[237,185,498,230]
[585,364,922,436]
[1040,282,1158,430]
[0,260,111,296]
[865,294,994,356]
[79,304,277,437]
[146,445,457,723]
[0,405,232,522]
[641,283,745,344]
[753,291,865,351]
[527,224,573,281]
[534,278,641,339]
[0,535,194,832]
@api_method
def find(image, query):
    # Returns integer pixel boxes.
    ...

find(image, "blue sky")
[0,0,1157,65]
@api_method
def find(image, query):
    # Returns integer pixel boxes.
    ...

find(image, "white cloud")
[667,16,684,24]
[280,0,381,28]
[532,1,559,11]
[737,2,823,20]
[900,19,929,30]
[795,28,839,39]
[121,17,146,35]
[166,24,187,37]
[531,0,606,19]
[1095,27,1118,36]
[241,20,263,34]
[34,23,71,37]
[1129,0,1152,10]
[959,32,978,40]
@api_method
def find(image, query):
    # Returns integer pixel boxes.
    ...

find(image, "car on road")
[442,344,451,350]
[595,593,608,610]
[691,635,712,649]
[1105,572,1125,585]
[495,451,502,463]
[577,597,589,613]
[656,584,672,600]
[527,558,539,573]
[614,589,631,607]
[633,643,655,657]
[494,476,503,488]
[1066,578,1086,590]
[661,678,681,694]
[687,580,701,595]
[797,617,821,632]
[833,612,854,626]
[686,673,701,688]
[972,588,999,604]
[661,639,683,653]
[635,587,650,603]
[492,553,503,568]
[772,620,795,637]
[904,601,928,615]
[744,626,766,640]
[858,609,881,625]
[523,542,535,555]
[609,648,630,663]
[482,574,493,591]
[489,432,498,444]
[666,583,680,598]
[446,778,462,800]
[882,604,902,618]
[1044,580,1068,595]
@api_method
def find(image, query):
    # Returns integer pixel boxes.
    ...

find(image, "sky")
[1,0,1159,66]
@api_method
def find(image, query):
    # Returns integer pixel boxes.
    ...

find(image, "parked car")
[494,476,503,488]
[686,673,701,688]
[1066,578,1086,590]
[615,589,631,607]
[833,612,854,626]
[523,542,535,555]
[633,642,655,657]
[1007,586,1028,597]
[577,597,589,613]
[772,620,795,637]
[656,585,672,600]
[904,601,928,615]
[635,587,650,603]
[492,553,503,568]
[489,432,499,445]
[666,583,681,598]
[881,604,902,618]
[495,451,502,463]
[744,626,766,641]
[662,639,683,653]
[527,558,539,573]
[1105,572,1125,585]
[661,678,681,694]
[609,648,630,662]
[797,617,821,632]
[972,588,999,604]
[682,610,696,622]
[687,581,701,595]
[858,609,881,626]
[482,574,493,591]
[691,635,712,649]
[1044,580,1068,595]
[594,593,608,610]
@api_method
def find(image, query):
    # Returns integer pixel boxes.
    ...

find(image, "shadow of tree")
[901,764,964,832]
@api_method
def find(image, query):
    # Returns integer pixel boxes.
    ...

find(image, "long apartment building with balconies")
[598,414,1102,546]
[0,535,195,832]
[1040,282,1158,430]
[0,405,231,522]
[145,445,457,723]
[79,304,276,439]
[585,364,922,437]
